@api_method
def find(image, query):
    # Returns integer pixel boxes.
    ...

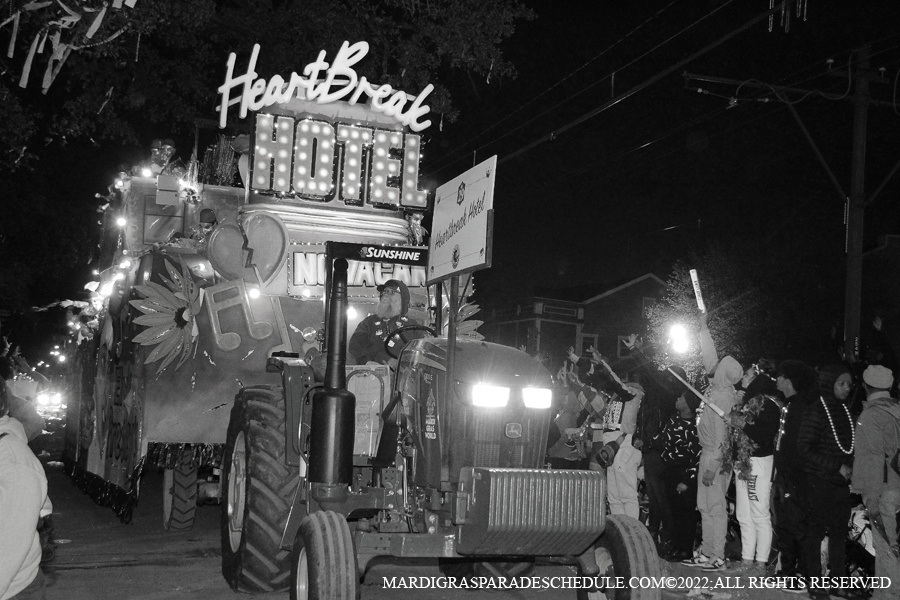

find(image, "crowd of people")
[546,313,900,600]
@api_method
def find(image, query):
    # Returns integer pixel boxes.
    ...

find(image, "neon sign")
[217,41,434,132]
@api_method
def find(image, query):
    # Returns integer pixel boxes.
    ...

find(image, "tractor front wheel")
[577,514,661,600]
[221,385,300,592]
[291,511,358,600]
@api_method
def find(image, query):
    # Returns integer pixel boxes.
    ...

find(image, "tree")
[0,0,534,310]
[645,246,776,381]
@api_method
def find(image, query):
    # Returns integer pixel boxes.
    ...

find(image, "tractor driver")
[349,279,424,367]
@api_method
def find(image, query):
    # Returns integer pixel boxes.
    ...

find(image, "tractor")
[220,258,661,599]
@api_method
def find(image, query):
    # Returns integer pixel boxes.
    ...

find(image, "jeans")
[697,450,730,561]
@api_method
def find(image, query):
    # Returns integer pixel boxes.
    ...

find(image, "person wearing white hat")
[852,364,900,600]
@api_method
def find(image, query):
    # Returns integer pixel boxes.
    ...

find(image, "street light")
[669,324,690,354]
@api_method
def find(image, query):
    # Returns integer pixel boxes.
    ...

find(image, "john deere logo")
[505,423,522,439]
[451,245,460,268]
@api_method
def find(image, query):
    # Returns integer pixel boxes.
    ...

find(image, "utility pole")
[685,44,897,361]
[843,47,870,361]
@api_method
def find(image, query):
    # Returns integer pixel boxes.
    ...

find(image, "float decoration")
[129,258,203,374]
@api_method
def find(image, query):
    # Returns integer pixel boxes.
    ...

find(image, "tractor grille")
[456,467,605,556]
[468,410,544,470]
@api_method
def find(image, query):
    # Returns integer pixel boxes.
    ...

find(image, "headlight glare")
[36,393,50,406]
[472,384,509,407]
[523,387,552,409]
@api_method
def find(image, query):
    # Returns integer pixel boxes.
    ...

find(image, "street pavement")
[30,428,803,600]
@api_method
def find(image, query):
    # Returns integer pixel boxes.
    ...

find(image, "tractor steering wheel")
[383,325,436,360]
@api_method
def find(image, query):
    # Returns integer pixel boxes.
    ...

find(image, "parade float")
[65,39,437,525]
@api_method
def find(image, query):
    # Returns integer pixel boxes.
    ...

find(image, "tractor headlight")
[522,387,552,409]
[472,384,509,407]
[36,392,50,406]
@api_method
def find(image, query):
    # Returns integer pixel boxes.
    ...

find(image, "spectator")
[0,357,43,442]
[626,334,677,555]
[682,311,741,572]
[0,377,50,599]
[593,362,642,519]
[656,368,701,561]
[852,365,900,600]
[545,363,592,470]
[726,363,780,575]
[770,359,819,591]
[798,364,858,599]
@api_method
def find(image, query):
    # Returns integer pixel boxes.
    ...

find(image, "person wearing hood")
[0,375,50,599]
[682,311,741,572]
[797,364,859,599]
[852,365,900,600]
[349,279,423,366]
[769,359,819,591]
[727,363,780,575]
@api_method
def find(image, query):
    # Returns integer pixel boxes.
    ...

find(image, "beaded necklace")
[820,396,855,455]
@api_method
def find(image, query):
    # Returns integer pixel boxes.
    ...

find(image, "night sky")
[422,0,900,306]
[6,0,900,359]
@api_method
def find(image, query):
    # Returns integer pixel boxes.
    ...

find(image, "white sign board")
[427,156,497,284]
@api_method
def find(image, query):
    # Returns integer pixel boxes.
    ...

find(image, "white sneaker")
[701,558,726,572]
[681,553,711,568]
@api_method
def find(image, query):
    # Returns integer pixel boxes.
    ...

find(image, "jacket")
[0,415,48,600]
[774,389,817,483]
[798,395,854,486]
[852,393,900,503]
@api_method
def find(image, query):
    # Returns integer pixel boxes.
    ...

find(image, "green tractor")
[220,258,661,599]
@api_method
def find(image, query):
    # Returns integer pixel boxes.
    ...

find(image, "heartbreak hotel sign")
[427,156,496,284]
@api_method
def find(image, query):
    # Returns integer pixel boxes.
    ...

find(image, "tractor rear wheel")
[163,454,198,531]
[577,514,661,600]
[291,511,358,600]
[221,385,300,592]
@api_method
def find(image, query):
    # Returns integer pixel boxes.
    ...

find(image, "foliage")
[0,0,533,310]
[646,246,774,382]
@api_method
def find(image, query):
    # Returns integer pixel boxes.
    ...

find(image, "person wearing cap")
[192,208,218,241]
[769,359,818,591]
[681,311,741,572]
[852,364,900,600]
[349,279,423,366]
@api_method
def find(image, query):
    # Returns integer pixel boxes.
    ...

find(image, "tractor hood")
[406,337,552,389]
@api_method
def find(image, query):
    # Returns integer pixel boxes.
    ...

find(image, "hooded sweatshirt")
[698,320,741,471]
[0,414,48,600]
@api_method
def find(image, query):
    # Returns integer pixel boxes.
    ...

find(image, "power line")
[424,0,735,178]
[497,0,798,166]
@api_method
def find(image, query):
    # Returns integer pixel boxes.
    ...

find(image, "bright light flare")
[248,288,261,299]
[472,384,509,408]
[522,387,552,409]
[669,324,690,354]
[116,217,127,227]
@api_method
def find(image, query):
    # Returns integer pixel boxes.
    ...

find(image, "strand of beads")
[820,396,855,455]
